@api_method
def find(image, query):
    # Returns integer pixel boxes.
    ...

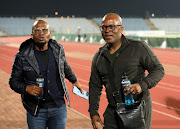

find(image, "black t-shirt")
[108,47,121,65]
[34,48,49,66]
[34,47,58,109]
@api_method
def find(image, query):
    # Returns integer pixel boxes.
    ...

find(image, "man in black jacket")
[89,13,165,129]
[9,20,82,129]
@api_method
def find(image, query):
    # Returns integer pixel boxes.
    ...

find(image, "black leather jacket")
[9,38,77,116]
[89,35,165,118]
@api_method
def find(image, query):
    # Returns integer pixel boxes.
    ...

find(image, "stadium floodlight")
[152,13,155,17]
[55,12,58,16]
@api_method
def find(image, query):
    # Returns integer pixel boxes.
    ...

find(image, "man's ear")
[120,26,124,33]
[121,26,124,31]
[31,34,33,39]
[50,32,52,37]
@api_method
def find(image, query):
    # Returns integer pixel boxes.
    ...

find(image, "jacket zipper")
[34,99,40,116]
[112,53,120,73]
[58,48,70,107]
[58,48,61,72]
[103,53,119,77]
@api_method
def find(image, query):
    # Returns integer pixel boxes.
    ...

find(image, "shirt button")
[47,70,49,73]
[48,80,50,83]
[48,90,50,93]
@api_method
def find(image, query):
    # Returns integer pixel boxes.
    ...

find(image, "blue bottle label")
[36,77,44,99]
[122,78,134,105]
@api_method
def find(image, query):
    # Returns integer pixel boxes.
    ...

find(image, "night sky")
[1,0,180,18]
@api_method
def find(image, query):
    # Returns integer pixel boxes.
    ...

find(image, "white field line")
[159,82,180,89]
[152,109,180,120]
[71,64,90,71]
[78,78,89,83]
[157,85,180,92]
[69,62,90,69]
[152,101,180,112]
[0,42,20,48]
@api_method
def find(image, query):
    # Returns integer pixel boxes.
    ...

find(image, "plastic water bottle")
[121,73,134,106]
[36,75,44,99]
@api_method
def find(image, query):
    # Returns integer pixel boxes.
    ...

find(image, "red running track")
[0,37,180,129]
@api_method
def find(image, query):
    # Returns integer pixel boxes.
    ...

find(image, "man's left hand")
[73,80,83,93]
[124,83,142,95]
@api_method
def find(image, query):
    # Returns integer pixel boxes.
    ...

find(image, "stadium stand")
[150,18,180,35]
[0,17,34,36]
[93,18,151,31]
[36,17,101,34]
[0,31,7,36]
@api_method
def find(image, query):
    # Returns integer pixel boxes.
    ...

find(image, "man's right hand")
[91,115,104,129]
[26,85,44,96]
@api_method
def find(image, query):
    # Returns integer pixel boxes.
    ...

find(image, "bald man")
[9,20,82,129]
[89,13,164,129]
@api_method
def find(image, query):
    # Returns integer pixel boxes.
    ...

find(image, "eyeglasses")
[100,25,122,32]
[33,28,49,34]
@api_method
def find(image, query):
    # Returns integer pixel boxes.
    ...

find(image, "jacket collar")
[99,34,129,56]
[19,38,61,74]
[19,38,34,57]
[19,38,39,74]
[19,38,61,57]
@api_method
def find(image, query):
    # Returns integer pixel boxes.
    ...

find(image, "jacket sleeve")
[62,47,77,83]
[138,42,165,91]
[88,52,103,118]
[9,52,28,94]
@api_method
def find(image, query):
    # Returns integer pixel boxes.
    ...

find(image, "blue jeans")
[27,104,67,129]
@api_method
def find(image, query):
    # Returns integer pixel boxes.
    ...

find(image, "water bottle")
[36,75,44,99]
[121,73,134,106]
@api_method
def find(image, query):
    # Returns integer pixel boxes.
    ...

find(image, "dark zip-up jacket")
[9,38,77,116]
[89,35,165,118]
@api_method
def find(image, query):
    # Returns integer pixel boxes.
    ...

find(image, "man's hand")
[73,80,83,93]
[91,115,104,129]
[26,85,44,96]
[124,83,142,95]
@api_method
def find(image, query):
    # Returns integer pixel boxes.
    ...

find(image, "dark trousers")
[103,96,152,129]
[78,35,81,42]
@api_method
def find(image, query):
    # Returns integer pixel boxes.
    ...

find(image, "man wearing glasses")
[9,20,82,129]
[89,13,164,129]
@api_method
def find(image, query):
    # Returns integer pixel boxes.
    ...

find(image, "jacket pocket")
[23,66,37,82]
[23,66,33,71]
[101,74,108,86]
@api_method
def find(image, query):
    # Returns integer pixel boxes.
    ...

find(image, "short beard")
[107,39,121,49]
[34,42,46,49]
